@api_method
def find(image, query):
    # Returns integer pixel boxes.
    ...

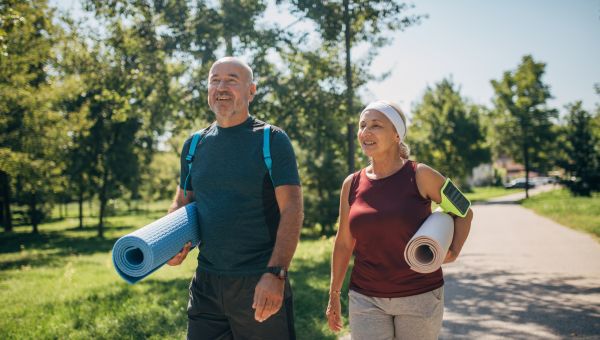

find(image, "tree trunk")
[30,192,39,234]
[98,169,108,238]
[225,35,233,56]
[343,0,355,173]
[78,188,84,229]
[523,141,530,199]
[0,170,13,232]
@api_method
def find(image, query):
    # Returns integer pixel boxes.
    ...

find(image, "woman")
[326,100,473,339]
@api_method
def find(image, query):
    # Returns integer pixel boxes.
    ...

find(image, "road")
[441,186,600,339]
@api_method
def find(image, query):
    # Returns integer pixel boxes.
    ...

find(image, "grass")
[0,202,348,339]
[521,188,600,239]
[464,186,520,202]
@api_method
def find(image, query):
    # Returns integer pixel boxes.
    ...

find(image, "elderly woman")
[326,101,473,339]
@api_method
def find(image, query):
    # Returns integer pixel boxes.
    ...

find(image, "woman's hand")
[443,248,458,264]
[326,292,343,332]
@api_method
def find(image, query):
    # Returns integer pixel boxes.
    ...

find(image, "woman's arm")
[326,174,357,332]
[415,164,473,263]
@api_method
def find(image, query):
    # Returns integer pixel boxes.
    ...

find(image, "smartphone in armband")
[439,178,471,218]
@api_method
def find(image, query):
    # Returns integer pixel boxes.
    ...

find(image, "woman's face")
[358,109,400,158]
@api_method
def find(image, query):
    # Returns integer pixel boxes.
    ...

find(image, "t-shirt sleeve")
[270,129,301,187]
[179,137,193,191]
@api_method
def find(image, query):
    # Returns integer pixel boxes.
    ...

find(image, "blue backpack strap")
[263,124,273,181]
[183,124,212,197]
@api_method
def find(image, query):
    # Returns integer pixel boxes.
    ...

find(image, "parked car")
[532,176,558,185]
[504,178,537,189]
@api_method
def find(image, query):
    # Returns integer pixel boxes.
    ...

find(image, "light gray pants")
[349,287,444,340]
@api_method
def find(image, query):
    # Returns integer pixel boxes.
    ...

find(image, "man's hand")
[252,273,285,322]
[167,242,192,266]
[325,293,343,332]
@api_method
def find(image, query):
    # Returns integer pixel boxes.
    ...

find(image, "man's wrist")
[266,266,288,280]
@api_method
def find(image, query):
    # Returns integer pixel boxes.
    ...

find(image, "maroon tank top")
[348,160,444,297]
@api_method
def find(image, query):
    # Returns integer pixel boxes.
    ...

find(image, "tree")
[491,55,557,198]
[560,102,600,196]
[411,78,490,186]
[282,0,424,173]
[0,0,64,233]
[271,47,349,235]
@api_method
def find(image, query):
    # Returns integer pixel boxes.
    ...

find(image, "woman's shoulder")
[414,162,443,179]
[414,162,446,201]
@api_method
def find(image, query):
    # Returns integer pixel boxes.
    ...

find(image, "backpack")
[182,123,273,197]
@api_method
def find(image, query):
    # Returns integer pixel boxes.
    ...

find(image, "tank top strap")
[348,169,363,206]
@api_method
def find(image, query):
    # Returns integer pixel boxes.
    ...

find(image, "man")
[167,57,303,340]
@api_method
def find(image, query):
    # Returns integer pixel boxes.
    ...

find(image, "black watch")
[266,266,287,280]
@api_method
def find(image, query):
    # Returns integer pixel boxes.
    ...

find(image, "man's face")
[207,61,256,120]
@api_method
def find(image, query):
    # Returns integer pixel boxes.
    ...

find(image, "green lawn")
[0,204,347,339]
[464,186,520,202]
[521,188,600,239]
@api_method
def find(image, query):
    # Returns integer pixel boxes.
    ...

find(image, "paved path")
[441,186,600,339]
[341,186,600,339]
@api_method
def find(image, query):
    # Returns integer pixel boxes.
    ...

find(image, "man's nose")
[216,80,230,90]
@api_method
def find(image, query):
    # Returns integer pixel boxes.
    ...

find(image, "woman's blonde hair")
[383,101,410,159]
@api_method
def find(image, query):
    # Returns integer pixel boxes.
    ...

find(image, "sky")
[359,0,600,117]
[52,0,600,118]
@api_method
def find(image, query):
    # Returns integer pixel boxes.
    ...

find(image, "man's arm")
[166,186,195,266]
[168,186,195,213]
[252,184,303,322]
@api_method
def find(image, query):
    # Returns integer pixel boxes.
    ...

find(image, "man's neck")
[216,111,250,128]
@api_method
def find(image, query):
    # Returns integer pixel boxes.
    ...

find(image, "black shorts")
[187,269,295,340]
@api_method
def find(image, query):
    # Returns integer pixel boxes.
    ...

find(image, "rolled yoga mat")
[404,211,454,274]
[112,203,200,284]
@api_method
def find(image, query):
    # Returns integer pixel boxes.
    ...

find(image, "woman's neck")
[368,153,405,179]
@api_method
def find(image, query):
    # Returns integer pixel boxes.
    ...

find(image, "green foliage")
[140,151,179,201]
[410,78,490,186]
[0,0,65,232]
[559,102,600,196]
[490,55,558,195]
[283,0,425,172]
[273,49,349,235]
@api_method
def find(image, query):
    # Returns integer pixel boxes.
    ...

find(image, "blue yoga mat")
[112,203,200,284]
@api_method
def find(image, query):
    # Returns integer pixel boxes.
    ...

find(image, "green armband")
[439,178,471,217]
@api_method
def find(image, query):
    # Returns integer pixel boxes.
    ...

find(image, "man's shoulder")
[250,117,286,135]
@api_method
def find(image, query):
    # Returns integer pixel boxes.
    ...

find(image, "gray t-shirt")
[179,116,300,275]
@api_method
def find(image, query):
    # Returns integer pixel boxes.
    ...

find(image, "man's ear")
[248,83,257,102]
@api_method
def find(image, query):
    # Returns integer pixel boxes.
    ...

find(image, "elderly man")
[167,57,303,340]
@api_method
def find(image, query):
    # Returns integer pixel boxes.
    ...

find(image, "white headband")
[361,101,407,140]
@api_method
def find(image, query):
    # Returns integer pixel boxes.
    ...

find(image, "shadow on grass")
[0,223,139,270]
[442,270,600,338]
